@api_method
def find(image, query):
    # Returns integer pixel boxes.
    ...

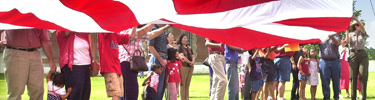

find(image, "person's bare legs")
[263,83,268,100]
[299,80,306,100]
[256,87,263,100]
[310,86,317,100]
[345,89,350,97]
[278,81,286,99]
[274,82,278,99]
[269,82,276,100]
[113,96,119,100]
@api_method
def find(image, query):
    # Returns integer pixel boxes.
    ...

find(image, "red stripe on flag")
[0,9,69,31]
[275,17,351,33]
[173,24,321,49]
[60,0,139,32]
[173,0,278,14]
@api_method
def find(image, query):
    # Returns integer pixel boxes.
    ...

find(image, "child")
[297,46,310,100]
[308,48,319,100]
[143,64,164,100]
[166,48,183,100]
[249,49,265,100]
[258,47,276,100]
[98,30,132,100]
[46,69,72,100]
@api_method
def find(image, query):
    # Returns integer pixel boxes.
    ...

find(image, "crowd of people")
[0,15,369,100]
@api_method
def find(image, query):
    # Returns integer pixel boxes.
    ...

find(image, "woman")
[177,34,195,100]
[56,31,98,100]
[345,15,368,100]
[167,33,176,48]
[119,24,170,100]
[339,38,350,98]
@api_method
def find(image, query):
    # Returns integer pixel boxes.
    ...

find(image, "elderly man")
[1,29,56,100]
[319,34,341,100]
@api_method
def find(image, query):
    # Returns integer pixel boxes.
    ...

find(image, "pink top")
[4,29,49,48]
[300,59,310,74]
[56,31,92,70]
[167,60,183,83]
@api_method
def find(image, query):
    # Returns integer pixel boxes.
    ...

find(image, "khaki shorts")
[103,73,124,97]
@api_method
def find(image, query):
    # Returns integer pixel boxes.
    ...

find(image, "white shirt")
[73,35,91,65]
[339,46,349,61]
[48,81,66,96]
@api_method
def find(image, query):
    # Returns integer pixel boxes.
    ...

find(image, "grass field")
[1,73,375,100]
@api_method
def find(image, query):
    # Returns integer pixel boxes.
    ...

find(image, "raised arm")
[353,15,366,34]
[274,44,288,53]
[297,56,303,72]
[328,34,340,46]
[148,25,171,40]
[137,24,154,37]
[205,39,223,48]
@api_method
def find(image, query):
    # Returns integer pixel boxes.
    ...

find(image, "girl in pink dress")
[339,40,350,98]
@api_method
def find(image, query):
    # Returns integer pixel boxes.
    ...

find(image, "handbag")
[125,47,148,72]
[203,57,211,67]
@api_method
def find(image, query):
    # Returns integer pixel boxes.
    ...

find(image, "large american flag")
[0,0,352,49]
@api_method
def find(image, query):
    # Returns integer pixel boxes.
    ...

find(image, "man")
[205,39,227,100]
[273,44,294,100]
[1,29,57,100]
[319,34,341,100]
[148,24,169,100]
[224,45,243,100]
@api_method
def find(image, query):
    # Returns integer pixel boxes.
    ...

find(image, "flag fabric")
[0,0,353,49]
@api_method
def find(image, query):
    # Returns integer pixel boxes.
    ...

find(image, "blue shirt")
[148,25,168,54]
[224,45,240,63]
[250,56,263,80]
[319,34,341,60]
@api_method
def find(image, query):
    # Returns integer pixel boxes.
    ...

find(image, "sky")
[355,0,375,48]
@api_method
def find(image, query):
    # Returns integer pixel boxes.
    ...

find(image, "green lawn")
[1,73,375,100]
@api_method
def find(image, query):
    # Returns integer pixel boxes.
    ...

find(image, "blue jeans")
[319,59,341,100]
[149,55,168,100]
[226,61,239,100]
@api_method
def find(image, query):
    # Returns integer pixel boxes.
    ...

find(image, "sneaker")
[277,97,285,100]
[267,96,273,100]
[358,95,363,99]
[339,95,343,98]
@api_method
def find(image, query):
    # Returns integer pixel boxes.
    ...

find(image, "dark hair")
[248,49,255,55]
[177,34,188,46]
[151,64,162,71]
[167,48,177,62]
[52,73,65,86]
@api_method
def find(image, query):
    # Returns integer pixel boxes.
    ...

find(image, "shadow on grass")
[189,96,210,99]
[0,73,4,80]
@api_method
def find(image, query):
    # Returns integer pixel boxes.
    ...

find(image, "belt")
[322,58,337,61]
[210,51,224,55]
[350,49,365,53]
[158,52,167,56]
[6,46,38,52]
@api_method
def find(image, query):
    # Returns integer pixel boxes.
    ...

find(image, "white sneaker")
[277,97,285,100]
[339,95,343,98]
[358,95,363,99]
[268,96,273,100]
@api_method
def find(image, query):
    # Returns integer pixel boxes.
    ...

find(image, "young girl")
[308,48,319,100]
[298,46,310,100]
[166,48,183,100]
[46,69,72,100]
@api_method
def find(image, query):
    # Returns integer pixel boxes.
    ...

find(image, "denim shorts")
[261,59,275,82]
[298,73,309,81]
[251,79,264,92]
[274,56,292,81]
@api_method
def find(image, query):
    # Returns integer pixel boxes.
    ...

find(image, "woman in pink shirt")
[56,31,98,100]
